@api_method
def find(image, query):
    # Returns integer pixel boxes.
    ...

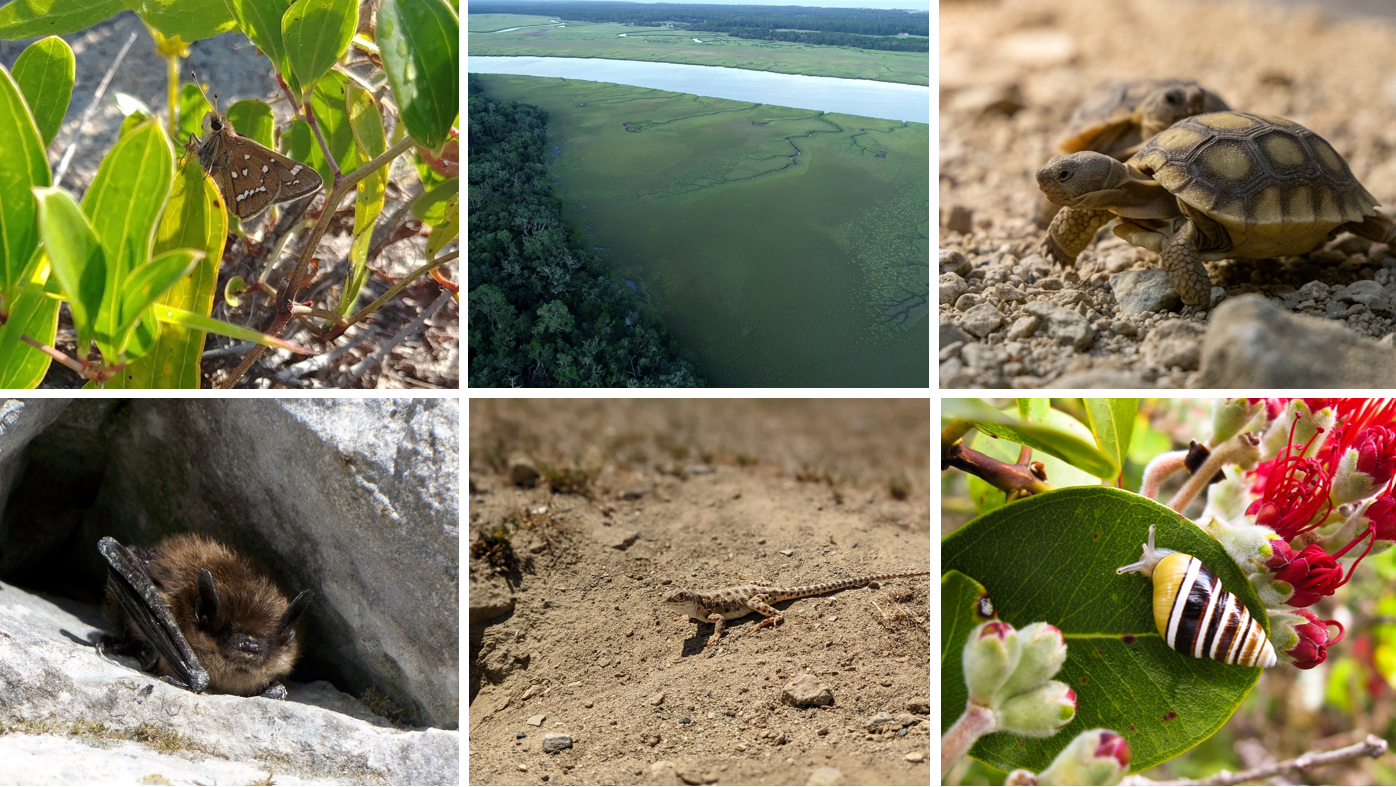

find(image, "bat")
[98,534,312,698]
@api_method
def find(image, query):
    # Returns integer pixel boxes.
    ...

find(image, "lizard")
[660,571,931,649]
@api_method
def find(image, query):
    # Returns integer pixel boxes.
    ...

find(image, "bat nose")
[230,634,263,656]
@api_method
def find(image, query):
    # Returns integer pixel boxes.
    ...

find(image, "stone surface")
[0,579,457,784]
[781,674,834,707]
[1141,320,1206,371]
[1111,269,1182,315]
[961,303,1005,338]
[1024,302,1094,350]
[1198,294,1396,386]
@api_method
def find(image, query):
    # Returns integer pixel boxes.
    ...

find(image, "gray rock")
[1006,315,1041,340]
[961,343,1008,373]
[939,341,965,363]
[1341,280,1391,313]
[1111,269,1181,315]
[1198,294,1396,386]
[954,292,981,311]
[807,767,846,786]
[944,205,974,234]
[864,711,898,729]
[939,272,969,305]
[939,358,972,388]
[542,733,573,753]
[0,579,456,784]
[1141,320,1206,371]
[961,303,1005,338]
[782,674,834,706]
[939,322,972,347]
[939,249,971,277]
[1024,302,1094,350]
[1050,370,1153,388]
[83,400,459,730]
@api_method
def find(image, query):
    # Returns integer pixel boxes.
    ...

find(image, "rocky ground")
[468,400,930,786]
[939,0,1396,387]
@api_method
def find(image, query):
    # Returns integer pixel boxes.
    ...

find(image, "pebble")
[961,303,1005,337]
[527,714,545,727]
[806,767,845,786]
[939,248,972,276]
[905,751,926,763]
[1111,268,1180,315]
[939,322,971,346]
[939,272,969,305]
[541,733,572,753]
[649,692,665,706]
[945,205,974,234]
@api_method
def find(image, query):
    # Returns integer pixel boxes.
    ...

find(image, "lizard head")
[660,588,701,620]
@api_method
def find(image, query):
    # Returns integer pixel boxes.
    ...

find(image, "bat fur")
[100,533,312,697]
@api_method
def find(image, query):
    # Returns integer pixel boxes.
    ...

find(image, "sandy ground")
[468,400,930,786]
[940,0,1396,387]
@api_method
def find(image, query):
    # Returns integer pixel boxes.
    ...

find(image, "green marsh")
[474,74,929,387]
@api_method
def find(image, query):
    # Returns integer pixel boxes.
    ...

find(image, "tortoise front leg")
[1043,207,1114,267]
[1342,211,1396,246]
[1161,220,1214,309]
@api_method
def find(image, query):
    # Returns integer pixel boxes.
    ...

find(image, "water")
[468,56,929,123]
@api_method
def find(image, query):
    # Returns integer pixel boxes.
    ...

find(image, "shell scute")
[1130,111,1378,251]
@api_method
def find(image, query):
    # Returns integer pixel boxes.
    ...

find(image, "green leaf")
[944,398,1118,479]
[336,82,386,317]
[965,408,1101,514]
[81,119,174,279]
[176,82,212,150]
[1084,398,1138,483]
[119,249,200,332]
[156,304,313,355]
[81,118,174,359]
[120,0,236,41]
[942,487,1265,774]
[1017,398,1049,424]
[282,0,356,95]
[0,0,123,39]
[0,252,59,387]
[107,157,226,388]
[11,36,73,147]
[308,71,356,175]
[33,186,106,348]
[940,569,1000,774]
[410,176,456,226]
[224,0,294,86]
[424,195,457,258]
[376,0,457,150]
[0,64,50,304]
[226,99,275,149]
[941,570,994,667]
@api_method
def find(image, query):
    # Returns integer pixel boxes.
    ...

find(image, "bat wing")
[98,537,209,693]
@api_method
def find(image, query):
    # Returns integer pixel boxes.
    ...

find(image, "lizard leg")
[745,596,784,637]
[705,614,726,648]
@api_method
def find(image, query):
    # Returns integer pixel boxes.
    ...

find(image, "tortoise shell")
[1127,111,1380,259]
[1059,79,1229,159]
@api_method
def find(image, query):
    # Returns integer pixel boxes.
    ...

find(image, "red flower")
[1272,544,1345,607]
[1355,426,1396,487]
[1286,607,1345,669]
[1245,415,1333,539]
[1366,494,1396,542]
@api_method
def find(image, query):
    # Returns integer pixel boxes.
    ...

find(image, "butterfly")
[194,105,323,220]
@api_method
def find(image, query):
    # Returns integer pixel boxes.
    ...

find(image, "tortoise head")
[1138,84,1209,138]
[1036,152,1130,207]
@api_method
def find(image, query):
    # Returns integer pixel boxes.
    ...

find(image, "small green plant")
[0,0,459,387]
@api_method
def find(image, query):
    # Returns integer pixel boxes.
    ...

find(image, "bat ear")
[278,589,313,640]
[196,569,222,631]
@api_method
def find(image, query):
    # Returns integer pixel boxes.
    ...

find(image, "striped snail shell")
[1117,524,1277,668]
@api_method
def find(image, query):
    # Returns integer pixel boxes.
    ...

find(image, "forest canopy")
[467,75,705,387]
[468,1,929,41]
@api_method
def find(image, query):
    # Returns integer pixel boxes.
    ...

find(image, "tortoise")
[1059,79,1230,160]
[1036,111,1396,308]
[1035,79,1229,228]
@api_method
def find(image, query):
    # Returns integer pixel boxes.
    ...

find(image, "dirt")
[467,399,931,786]
[939,0,1396,388]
